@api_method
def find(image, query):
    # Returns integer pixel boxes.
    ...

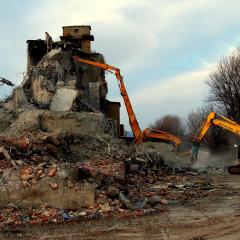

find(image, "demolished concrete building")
[1,26,121,136]
[0,25,196,216]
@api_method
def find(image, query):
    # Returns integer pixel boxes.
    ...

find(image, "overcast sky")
[1,0,240,130]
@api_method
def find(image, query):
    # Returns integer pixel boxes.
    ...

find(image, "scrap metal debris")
[0,77,14,87]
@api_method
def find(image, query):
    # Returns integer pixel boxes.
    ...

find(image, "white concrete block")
[50,88,78,111]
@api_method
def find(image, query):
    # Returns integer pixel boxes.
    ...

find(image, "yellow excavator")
[73,56,187,150]
[192,111,240,162]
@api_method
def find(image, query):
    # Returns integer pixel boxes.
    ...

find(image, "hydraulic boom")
[192,111,240,162]
[73,56,184,147]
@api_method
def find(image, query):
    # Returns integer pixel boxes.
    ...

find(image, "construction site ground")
[1,173,240,240]
[2,24,240,240]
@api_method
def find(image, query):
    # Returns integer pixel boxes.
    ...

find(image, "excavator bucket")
[191,142,200,163]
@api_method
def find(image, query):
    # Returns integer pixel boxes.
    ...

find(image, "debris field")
[0,25,237,239]
[0,128,214,229]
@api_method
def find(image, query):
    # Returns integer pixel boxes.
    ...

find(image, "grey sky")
[1,0,240,130]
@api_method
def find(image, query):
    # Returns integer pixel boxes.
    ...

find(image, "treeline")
[151,48,240,153]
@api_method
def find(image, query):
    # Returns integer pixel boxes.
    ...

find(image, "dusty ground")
[1,173,240,240]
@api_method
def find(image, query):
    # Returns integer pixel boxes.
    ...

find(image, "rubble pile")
[2,26,107,113]
[0,26,119,145]
[0,169,213,228]
[0,130,213,228]
[0,25,212,229]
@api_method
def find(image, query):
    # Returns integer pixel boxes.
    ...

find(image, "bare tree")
[187,105,213,138]
[150,115,185,138]
[207,48,240,121]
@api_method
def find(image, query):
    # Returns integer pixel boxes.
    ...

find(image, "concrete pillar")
[89,82,100,110]
[81,40,91,53]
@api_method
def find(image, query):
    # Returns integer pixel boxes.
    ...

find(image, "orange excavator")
[192,111,240,162]
[73,56,185,149]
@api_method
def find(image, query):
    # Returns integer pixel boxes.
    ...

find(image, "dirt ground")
[1,173,240,240]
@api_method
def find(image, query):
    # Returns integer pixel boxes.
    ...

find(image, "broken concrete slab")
[0,168,95,209]
[45,49,61,59]
[31,75,55,106]
[6,110,42,135]
[17,180,95,209]
[39,111,117,136]
[50,88,78,111]
[89,82,100,110]
[1,110,117,137]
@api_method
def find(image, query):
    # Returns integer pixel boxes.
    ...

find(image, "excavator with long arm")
[73,56,186,148]
[192,111,240,162]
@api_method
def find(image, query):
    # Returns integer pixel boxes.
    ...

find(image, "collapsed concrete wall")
[23,26,108,112]
[39,111,117,136]
[0,25,119,137]
[3,26,109,113]
[0,110,117,137]
[0,167,94,209]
